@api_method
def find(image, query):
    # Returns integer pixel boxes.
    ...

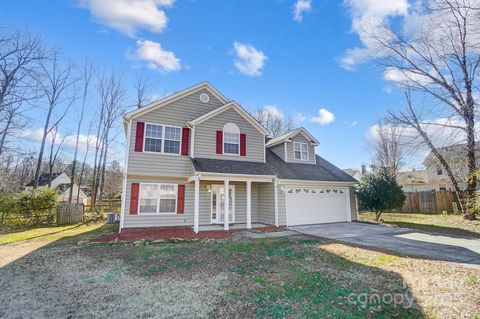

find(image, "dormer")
[265,128,319,165]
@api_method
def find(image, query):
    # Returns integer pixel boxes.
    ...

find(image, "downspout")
[119,119,132,232]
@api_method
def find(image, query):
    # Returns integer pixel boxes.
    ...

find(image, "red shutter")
[240,133,246,156]
[177,184,185,214]
[130,183,139,214]
[134,122,145,152]
[181,127,190,156]
[216,130,223,154]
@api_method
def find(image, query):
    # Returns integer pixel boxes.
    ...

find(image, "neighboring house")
[343,165,367,182]
[120,82,358,232]
[423,143,479,191]
[25,172,90,204]
[396,170,444,192]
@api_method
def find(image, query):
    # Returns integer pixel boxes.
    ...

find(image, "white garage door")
[286,186,351,226]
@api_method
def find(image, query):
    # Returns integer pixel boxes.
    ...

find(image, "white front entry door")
[211,185,235,224]
[286,186,351,226]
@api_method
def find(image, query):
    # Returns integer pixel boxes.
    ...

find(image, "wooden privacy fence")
[400,190,458,214]
[57,203,84,225]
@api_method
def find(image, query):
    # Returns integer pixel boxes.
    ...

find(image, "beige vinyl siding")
[128,89,224,177]
[198,181,259,225]
[124,177,261,228]
[194,108,265,163]
[269,143,285,161]
[257,182,286,226]
[286,134,316,164]
[124,177,193,228]
[349,186,358,221]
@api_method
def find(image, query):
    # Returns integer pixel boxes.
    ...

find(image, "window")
[138,183,177,214]
[164,126,181,154]
[144,123,181,155]
[294,142,308,160]
[436,165,443,175]
[223,123,240,155]
[144,124,162,152]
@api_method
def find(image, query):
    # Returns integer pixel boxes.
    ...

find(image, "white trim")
[263,134,266,163]
[278,179,357,187]
[224,180,230,230]
[124,82,228,120]
[190,172,275,182]
[210,184,236,225]
[194,177,200,233]
[345,187,352,222]
[274,178,279,227]
[119,120,132,232]
[222,125,240,156]
[266,127,319,148]
[246,180,252,229]
[190,126,195,158]
[143,122,182,156]
[284,142,288,162]
[188,101,268,135]
[138,182,178,214]
[293,142,309,161]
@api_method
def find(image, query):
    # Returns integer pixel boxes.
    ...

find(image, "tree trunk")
[33,117,51,189]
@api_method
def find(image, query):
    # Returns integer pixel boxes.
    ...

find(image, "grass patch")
[360,212,480,238]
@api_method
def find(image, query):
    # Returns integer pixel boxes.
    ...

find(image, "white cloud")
[345,120,358,127]
[383,66,432,86]
[262,105,285,120]
[233,42,268,77]
[20,128,98,154]
[294,112,307,123]
[309,108,335,125]
[80,0,173,37]
[340,0,409,69]
[293,0,312,22]
[136,40,181,72]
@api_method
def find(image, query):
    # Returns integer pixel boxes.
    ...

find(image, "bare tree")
[371,118,404,177]
[68,60,94,204]
[365,0,480,219]
[0,29,46,157]
[46,126,67,187]
[32,53,77,189]
[254,107,295,137]
[134,71,151,109]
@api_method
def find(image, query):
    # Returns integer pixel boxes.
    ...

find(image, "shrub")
[0,189,58,229]
[356,167,406,222]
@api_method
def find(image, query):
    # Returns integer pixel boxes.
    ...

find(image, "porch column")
[224,179,230,231]
[246,180,252,229]
[274,178,279,227]
[193,177,200,233]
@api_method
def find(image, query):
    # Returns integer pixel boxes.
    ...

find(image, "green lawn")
[360,212,480,238]
[0,224,478,318]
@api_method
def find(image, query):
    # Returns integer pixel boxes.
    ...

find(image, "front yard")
[360,212,480,238]
[0,224,479,318]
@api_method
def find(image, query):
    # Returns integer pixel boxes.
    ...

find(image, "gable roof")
[266,128,320,148]
[188,100,268,135]
[123,81,228,121]
[396,170,428,186]
[25,172,67,187]
[266,149,357,183]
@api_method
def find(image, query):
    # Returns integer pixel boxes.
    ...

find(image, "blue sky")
[1,0,411,169]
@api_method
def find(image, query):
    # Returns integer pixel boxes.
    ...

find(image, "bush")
[356,167,406,222]
[0,189,58,230]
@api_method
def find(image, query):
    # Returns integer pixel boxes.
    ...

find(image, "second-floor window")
[144,123,181,154]
[294,142,308,160]
[223,123,240,155]
[436,165,443,175]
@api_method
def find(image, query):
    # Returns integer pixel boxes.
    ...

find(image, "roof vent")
[199,93,210,103]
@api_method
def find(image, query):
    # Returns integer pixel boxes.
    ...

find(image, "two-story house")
[120,82,357,232]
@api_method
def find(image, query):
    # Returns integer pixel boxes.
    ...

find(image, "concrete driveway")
[290,222,480,267]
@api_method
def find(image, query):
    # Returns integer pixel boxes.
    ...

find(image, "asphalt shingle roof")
[190,150,357,183]
[25,172,64,187]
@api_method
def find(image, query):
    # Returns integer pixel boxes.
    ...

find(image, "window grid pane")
[146,124,162,138]
[224,143,239,154]
[164,140,180,154]
[165,127,181,141]
[224,132,239,144]
[144,138,162,152]
[139,199,157,213]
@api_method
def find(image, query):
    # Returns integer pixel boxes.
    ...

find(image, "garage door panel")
[286,187,349,226]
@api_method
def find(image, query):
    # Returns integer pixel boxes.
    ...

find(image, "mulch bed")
[91,226,237,243]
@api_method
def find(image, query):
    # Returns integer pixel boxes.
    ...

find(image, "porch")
[188,174,279,233]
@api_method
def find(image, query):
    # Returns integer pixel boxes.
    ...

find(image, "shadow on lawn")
[0,228,428,318]
[377,221,480,239]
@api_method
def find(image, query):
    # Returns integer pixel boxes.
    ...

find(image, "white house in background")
[24,172,90,204]
[120,82,358,233]
[423,143,479,191]
[343,165,367,182]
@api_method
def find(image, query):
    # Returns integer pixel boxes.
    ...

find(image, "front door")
[211,185,235,224]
